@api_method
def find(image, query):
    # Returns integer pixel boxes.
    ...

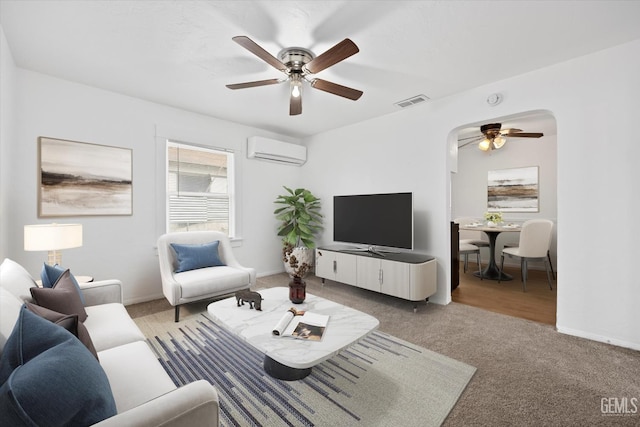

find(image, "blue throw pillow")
[170,240,226,273]
[40,263,85,304]
[0,306,116,426]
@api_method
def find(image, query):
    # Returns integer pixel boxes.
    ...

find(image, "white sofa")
[157,231,256,322]
[0,258,219,426]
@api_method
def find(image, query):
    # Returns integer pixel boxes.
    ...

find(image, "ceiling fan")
[226,36,363,116]
[458,123,544,151]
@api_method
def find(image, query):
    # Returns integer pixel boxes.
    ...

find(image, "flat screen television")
[333,192,414,250]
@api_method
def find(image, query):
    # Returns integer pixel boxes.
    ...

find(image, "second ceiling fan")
[226,36,363,116]
[458,123,544,151]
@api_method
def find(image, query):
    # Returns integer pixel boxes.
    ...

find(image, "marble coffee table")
[207,287,379,380]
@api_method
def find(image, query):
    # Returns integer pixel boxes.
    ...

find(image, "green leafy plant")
[274,186,323,249]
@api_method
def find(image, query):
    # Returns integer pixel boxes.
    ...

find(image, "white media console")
[315,245,437,311]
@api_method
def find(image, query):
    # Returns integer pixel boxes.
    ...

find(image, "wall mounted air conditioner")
[247,136,307,166]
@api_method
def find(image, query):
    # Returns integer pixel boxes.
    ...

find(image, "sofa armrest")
[92,380,219,427]
[80,280,123,306]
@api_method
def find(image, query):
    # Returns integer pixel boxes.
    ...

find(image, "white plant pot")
[284,247,314,278]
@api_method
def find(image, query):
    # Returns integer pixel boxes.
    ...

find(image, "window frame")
[166,140,236,238]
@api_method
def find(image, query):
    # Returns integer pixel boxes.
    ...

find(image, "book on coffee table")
[272,307,329,341]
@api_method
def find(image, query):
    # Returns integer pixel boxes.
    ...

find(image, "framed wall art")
[487,166,539,212]
[38,137,133,217]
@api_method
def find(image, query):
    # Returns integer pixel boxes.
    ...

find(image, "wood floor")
[452,262,557,325]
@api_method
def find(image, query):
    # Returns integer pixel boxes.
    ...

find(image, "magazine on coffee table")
[272,307,329,341]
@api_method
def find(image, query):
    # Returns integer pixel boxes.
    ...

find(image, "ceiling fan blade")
[310,79,363,100]
[458,134,483,142]
[508,132,544,138]
[304,38,359,74]
[458,138,483,148]
[501,128,523,135]
[290,92,302,116]
[232,36,288,73]
[226,78,283,90]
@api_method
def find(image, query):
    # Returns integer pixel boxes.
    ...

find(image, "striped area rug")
[145,313,476,427]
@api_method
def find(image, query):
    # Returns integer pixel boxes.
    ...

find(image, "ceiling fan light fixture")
[290,75,302,98]
[492,135,506,149]
[228,36,362,115]
[479,138,491,151]
[291,84,301,98]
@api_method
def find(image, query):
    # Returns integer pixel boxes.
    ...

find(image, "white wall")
[0,26,17,260]
[3,58,302,303]
[452,112,558,267]
[304,39,640,350]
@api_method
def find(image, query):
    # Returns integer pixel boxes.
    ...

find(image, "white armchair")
[157,231,256,322]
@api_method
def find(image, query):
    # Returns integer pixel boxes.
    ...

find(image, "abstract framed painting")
[38,137,132,217]
[487,166,539,212]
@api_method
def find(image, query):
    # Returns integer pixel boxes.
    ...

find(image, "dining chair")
[454,217,489,267]
[499,219,554,291]
[503,244,555,280]
[459,242,483,279]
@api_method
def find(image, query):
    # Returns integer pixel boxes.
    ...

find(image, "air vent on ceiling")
[394,94,430,109]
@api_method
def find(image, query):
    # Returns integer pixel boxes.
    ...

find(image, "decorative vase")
[289,276,306,304]
[283,247,314,278]
[487,221,496,227]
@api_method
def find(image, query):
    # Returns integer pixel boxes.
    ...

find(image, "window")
[167,141,234,236]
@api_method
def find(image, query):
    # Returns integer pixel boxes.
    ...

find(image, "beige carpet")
[128,274,640,426]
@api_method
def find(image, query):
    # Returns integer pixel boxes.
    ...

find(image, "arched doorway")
[450,110,558,325]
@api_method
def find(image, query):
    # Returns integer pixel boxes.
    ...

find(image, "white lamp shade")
[24,224,83,251]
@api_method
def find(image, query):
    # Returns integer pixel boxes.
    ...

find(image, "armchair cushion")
[30,269,88,322]
[170,241,225,273]
[175,266,250,299]
[0,307,116,426]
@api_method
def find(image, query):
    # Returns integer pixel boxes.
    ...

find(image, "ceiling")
[2,1,640,139]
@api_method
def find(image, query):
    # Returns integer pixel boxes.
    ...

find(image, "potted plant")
[274,186,323,302]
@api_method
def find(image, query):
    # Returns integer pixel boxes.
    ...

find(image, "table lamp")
[24,223,83,265]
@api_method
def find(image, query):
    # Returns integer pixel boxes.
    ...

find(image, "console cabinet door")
[315,249,335,280]
[334,252,357,285]
[315,250,357,286]
[380,259,410,299]
[356,257,382,292]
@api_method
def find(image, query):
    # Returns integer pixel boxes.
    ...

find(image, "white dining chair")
[454,217,489,267]
[503,244,555,280]
[459,242,483,279]
[499,219,554,291]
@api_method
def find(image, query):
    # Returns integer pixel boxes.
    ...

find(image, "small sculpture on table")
[235,290,263,311]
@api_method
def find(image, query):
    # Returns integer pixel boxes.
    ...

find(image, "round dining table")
[459,223,521,280]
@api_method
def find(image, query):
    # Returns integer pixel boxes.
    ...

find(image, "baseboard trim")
[257,269,285,278]
[124,292,164,306]
[556,325,640,351]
